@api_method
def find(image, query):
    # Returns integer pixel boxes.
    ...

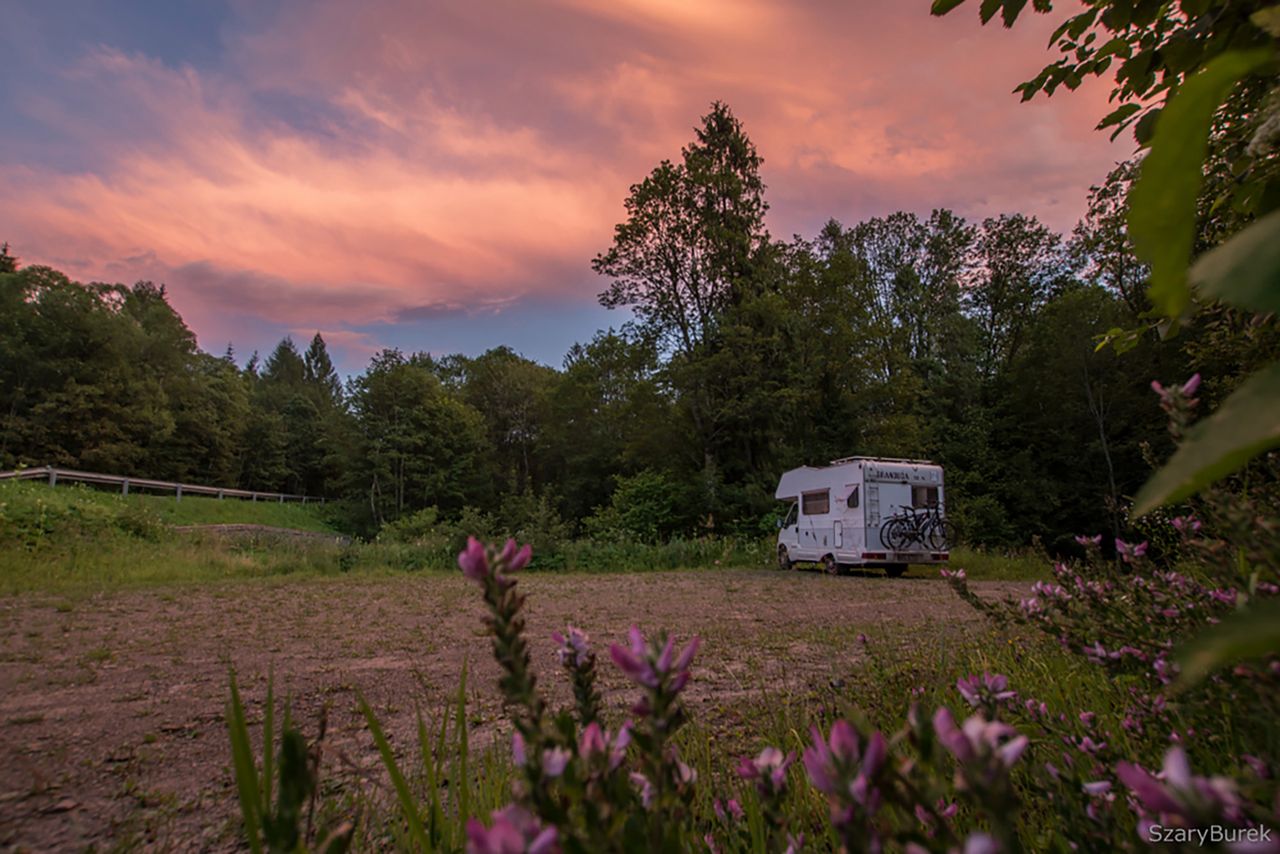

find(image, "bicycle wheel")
[886,519,913,551]
[878,518,899,550]
[928,519,957,551]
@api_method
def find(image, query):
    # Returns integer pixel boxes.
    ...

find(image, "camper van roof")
[827,456,935,466]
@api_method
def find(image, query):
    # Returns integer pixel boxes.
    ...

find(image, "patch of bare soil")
[0,569,1028,851]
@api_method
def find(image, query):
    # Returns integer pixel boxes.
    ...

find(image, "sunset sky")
[1,0,1131,374]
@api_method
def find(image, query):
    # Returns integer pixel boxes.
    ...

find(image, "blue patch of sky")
[344,299,630,377]
[199,298,631,379]
[0,1,241,168]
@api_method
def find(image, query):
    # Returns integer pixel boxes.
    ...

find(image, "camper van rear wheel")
[885,563,907,578]
[777,545,792,571]
[822,554,839,576]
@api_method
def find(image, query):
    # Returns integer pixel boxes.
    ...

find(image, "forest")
[0,102,1271,550]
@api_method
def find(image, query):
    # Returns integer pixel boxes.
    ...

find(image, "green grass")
[0,479,337,533]
[945,544,1050,581]
[0,480,359,594]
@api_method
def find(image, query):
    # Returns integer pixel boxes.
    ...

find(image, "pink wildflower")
[552,626,592,668]
[458,536,489,581]
[466,805,559,854]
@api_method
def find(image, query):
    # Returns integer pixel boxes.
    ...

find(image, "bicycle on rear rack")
[878,503,956,552]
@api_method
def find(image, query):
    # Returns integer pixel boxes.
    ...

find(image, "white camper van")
[774,456,952,577]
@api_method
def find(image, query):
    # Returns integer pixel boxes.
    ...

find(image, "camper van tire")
[777,545,792,571]
[885,564,907,578]
[821,554,840,576]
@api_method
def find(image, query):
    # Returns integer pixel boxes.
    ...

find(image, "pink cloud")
[1,0,1129,347]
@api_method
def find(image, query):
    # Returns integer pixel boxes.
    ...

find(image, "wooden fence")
[0,466,323,504]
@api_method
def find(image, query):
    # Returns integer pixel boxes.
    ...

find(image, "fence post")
[48,467,57,487]
[122,480,129,496]
[175,485,182,502]
[218,490,224,500]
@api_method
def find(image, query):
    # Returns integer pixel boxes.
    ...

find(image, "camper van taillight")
[862,552,887,560]
[932,553,948,561]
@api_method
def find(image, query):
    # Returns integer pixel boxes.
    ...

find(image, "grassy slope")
[0,481,352,594]
[0,480,337,531]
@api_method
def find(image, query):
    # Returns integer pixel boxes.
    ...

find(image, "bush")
[583,470,691,543]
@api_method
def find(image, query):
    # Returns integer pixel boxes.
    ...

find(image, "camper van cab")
[774,456,949,577]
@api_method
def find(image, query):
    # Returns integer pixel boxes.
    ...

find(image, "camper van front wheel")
[822,554,840,576]
[777,545,792,571]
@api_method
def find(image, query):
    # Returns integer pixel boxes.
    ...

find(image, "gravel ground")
[0,568,1029,851]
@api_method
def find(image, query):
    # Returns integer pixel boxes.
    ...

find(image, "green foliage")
[584,470,691,543]
[933,0,1273,141]
[347,350,491,527]
[1128,49,1273,318]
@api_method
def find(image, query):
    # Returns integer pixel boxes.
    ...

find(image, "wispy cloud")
[0,0,1127,368]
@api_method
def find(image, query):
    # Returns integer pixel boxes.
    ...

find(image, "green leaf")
[1048,17,1074,46]
[1096,103,1142,130]
[1067,7,1098,38]
[1133,360,1280,515]
[1127,49,1273,319]
[1189,208,1280,313]
[1175,598,1280,688]
[930,0,968,13]
[1001,0,1028,26]
[979,0,1003,24]
[1133,106,1161,145]
[1094,324,1149,355]
[1094,37,1132,60]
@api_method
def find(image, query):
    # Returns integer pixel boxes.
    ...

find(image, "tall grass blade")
[359,693,432,852]
[454,659,470,825]
[226,670,264,854]
[262,671,274,815]
[417,707,445,848]
[433,696,453,849]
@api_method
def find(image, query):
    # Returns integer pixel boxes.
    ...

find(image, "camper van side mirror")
[776,518,784,529]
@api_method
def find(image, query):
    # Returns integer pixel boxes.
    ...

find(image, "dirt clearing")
[0,569,1028,851]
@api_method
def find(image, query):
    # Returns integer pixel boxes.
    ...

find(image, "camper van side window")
[912,485,939,508]
[802,490,830,515]
[848,486,859,508]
